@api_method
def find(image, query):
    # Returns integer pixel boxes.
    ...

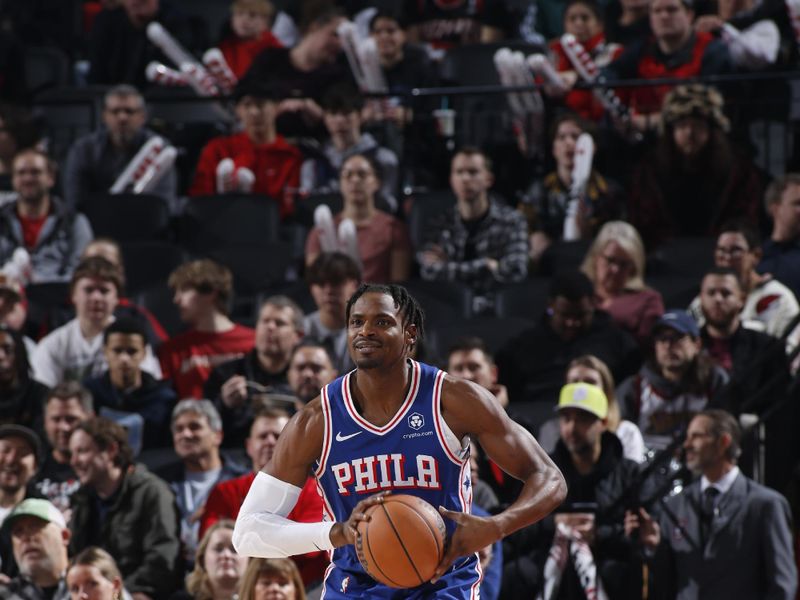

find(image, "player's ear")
[405,324,418,345]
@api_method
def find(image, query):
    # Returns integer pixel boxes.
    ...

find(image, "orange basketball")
[355,494,447,588]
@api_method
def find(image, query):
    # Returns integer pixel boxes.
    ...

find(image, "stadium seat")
[403,279,474,320]
[646,236,716,279]
[207,242,297,297]
[538,239,592,276]
[439,42,546,88]
[406,190,456,249]
[145,87,235,127]
[494,279,550,319]
[178,194,281,252]
[133,285,185,338]
[82,193,171,242]
[426,316,535,359]
[33,86,105,162]
[24,282,74,341]
[24,46,70,96]
[120,241,187,296]
[256,282,316,316]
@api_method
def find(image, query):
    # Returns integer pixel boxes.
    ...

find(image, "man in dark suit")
[625,409,797,599]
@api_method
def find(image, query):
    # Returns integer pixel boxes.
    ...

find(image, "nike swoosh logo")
[336,431,363,442]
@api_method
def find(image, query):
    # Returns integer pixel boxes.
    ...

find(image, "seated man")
[0,425,40,524]
[2,499,71,599]
[497,271,641,403]
[199,406,326,586]
[158,259,254,399]
[303,252,361,374]
[300,84,399,207]
[418,147,528,313]
[540,383,641,599]
[204,295,304,448]
[759,175,800,299]
[63,84,176,208]
[517,114,623,263]
[31,383,94,516]
[602,0,732,122]
[618,310,729,450]
[83,317,176,454]
[0,325,48,428]
[68,417,181,599]
[689,221,799,349]
[698,267,792,488]
[32,256,161,387]
[155,400,248,564]
[188,81,304,219]
[286,340,338,409]
[0,149,93,283]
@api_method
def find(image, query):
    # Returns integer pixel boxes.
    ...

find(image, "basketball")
[355,494,447,588]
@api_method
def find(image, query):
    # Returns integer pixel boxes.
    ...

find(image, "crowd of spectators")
[1,0,800,598]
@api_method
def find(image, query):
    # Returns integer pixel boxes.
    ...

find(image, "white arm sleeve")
[232,472,335,558]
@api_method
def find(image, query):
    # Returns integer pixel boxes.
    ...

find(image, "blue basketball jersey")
[315,359,482,599]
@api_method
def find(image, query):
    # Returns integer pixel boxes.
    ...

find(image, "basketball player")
[233,284,566,597]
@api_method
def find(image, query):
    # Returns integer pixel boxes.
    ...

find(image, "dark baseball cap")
[0,425,42,464]
[653,310,700,338]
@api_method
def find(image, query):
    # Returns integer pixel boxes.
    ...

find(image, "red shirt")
[189,133,303,218]
[628,32,714,114]
[158,324,255,399]
[200,473,328,585]
[219,31,283,79]
[17,212,48,249]
[305,211,411,283]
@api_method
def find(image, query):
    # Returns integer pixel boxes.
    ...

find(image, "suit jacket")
[652,472,797,600]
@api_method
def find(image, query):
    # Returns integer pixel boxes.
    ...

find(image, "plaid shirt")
[418,198,528,307]
[0,575,69,600]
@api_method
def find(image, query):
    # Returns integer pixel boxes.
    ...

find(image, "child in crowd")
[219,0,282,79]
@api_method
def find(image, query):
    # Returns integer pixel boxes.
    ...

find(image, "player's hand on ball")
[432,507,503,583]
[331,491,391,547]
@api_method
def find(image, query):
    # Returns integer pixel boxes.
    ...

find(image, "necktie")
[700,487,720,546]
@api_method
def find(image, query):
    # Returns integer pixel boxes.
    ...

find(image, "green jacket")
[69,464,181,597]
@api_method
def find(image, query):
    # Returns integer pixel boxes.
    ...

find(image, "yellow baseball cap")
[557,383,608,420]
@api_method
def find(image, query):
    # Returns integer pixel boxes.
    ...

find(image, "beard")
[19,552,56,580]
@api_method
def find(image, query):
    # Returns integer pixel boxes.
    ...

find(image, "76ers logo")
[408,412,424,430]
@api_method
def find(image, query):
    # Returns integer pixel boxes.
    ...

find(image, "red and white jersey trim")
[341,360,421,435]
[433,370,468,467]
[314,384,333,478]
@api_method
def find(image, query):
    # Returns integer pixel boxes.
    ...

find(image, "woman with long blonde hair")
[581,220,664,345]
[180,520,249,600]
[66,547,132,600]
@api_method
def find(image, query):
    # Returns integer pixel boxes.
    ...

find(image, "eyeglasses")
[599,254,632,269]
[714,245,748,257]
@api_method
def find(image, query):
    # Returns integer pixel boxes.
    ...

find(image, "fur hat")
[660,84,730,133]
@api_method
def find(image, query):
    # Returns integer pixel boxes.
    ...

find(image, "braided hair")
[345,284,426,345]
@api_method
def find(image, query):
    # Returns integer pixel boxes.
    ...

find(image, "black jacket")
[203,350,293,448]
[497,311,641,403]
